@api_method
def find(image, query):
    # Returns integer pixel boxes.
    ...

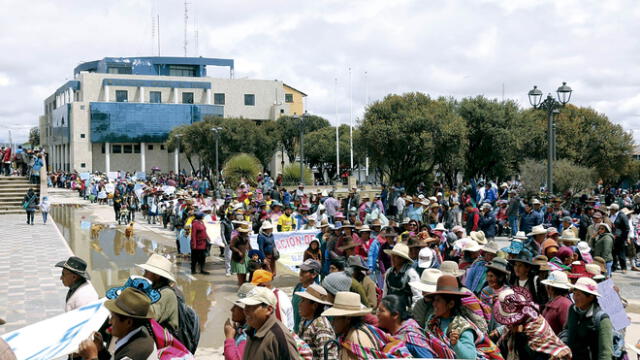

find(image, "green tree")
[520,158,595,196]
[222,153,262,187]
[359,93,467,193]
[304,125,351,178]
[29,127,40,147]
[458,96,520,180]
[276,114,331,162]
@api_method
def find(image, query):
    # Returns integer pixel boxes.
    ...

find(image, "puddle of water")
[49,205,228,347]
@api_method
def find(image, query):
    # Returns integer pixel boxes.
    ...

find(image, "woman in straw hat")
[321,291,411,359]
[376,294,437,358]
[480,258,511,308]
[230,224,251,286]
[540,270,573,335]
[560,277,614,360]
[593,222,614,277]
[382,243,421,311]
[493,287,571,360]
[425,275,503,360]
[295,284,338,360]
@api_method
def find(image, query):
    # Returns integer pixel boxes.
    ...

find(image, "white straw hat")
[383,243,413,263]
[541,270,571,290]
[570,277,601,296]
[440,260,465,277]
[470,230,487,245]
[409,268,442,293]
[527,225,547,236]
[136,254,175,283]
[321,291,372,317]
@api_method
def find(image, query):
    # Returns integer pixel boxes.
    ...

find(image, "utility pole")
[183,0,189,57]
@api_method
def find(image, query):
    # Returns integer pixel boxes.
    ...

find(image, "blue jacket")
[478,213,497,238]
[257,232,275,255]
[367,239,381,272]
[520,210,543,234]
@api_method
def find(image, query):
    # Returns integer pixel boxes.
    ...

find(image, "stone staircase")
[0,176,38,215]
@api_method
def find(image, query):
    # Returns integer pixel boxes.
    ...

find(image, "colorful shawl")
[500,315,572,360]
[465,258,488,294]
[549,257,571,272]
[429,314,504,360]
[461,289,493,325]
[395,319,436,354]
[480,285,509,307]
[150,319,194,359]
[340,323,412,359]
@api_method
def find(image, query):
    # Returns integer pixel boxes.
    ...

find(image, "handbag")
[272,246,280,260]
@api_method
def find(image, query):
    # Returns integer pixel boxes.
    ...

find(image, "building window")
[285,94,294,103]
[160,145,165,150]
[80,133,86,139]
[107,66,132,74]
[115,90,128,103]
[169,65,197,77]
[214,93,225,105]
[134,144,141,153]
[80,163,86,168]
[280,109,285,114]
[112,144,122,154]
[244,94,255,106]
[101,144,105,154]
[182,92,194,104]
[149,91,162,103]
[123,144,133,154]
[148,145,154,150]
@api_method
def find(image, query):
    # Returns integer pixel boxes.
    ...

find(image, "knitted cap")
[321,272,352,296]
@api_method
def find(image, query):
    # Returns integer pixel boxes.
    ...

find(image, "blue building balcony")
[90,102,223,143]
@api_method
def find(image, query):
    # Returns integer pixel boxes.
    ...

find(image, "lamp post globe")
[556,82,573,105]
[528,85,543,108]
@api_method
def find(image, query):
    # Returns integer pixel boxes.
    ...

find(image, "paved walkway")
[0,214,72,335]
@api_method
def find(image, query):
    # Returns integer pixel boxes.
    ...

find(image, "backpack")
[594,310,627,360]
[164,287,201,354]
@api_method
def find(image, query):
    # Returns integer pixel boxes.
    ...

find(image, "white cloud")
[1,0,640,143]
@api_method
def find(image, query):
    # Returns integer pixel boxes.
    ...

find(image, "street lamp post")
[295,111,308,185]
[211,127,222,189]
[174,134,183,175]
[528,82,573,194]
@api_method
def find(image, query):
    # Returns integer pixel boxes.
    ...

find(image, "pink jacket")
[542,295,572,335]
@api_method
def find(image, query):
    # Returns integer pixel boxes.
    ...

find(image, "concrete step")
[0,210,28,215]
[0,176,31,181]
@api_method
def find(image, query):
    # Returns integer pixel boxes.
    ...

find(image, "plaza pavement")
[0,213,72,336]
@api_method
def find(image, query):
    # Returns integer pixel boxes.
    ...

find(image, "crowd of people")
[39,169,640,359]
[0,145,44,183]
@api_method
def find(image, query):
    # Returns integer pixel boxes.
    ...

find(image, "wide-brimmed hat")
[55,256,91,280]
[104,287,154,319]
[493,287,538,326]
[585,264,605,280]
[568,261,593,279]
[481,241,500,254]
[321,291,372,317]
[383,243,413,263]
[261,220,274,230]
[237,225,252,233]
[596,223,611,233]
[469,231,487,245]
[400,217,412,225]
[409,268,442,293]
[485,257,510,275]
[440,260,465,277]
[570,277,600,296]
[577,241,591,254]
[451,225,465,234]
[433,223,447,232]
[461,240,482,253]
[508,252,537,266]
[533,255,551,271]
[559,230,580,244]
[318,219,330,228]
[424,274,470,299]
[106,275,161,304]
[541,239,559,254]
[417,247,435,268]
[527,225,547,236]
[541,270,571,290]
[502,239,524,255]
[136,254,175,283]
[295,283,332,306]
[226,283,257,308]
[512,231,528,240]
[348,255,369,271]
[358,225,371,232]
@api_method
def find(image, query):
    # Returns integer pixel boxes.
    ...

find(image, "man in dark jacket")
[579,206,593,241]
[506,190,521,236]
[478,203,497,240]
[520,201,543,235]
[609,203,630,273]
[78,287,157,360]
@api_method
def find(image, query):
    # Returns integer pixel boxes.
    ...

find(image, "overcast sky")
[1,0,640,144]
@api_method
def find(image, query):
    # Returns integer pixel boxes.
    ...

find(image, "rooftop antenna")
[183,0,189,57]
[151,4,155,55]
[194,5,199,56]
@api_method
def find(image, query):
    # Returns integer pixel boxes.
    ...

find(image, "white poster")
[2,299,109,360]
[250,229,320,272]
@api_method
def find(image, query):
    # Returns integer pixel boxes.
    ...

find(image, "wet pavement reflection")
[49,204,298,349]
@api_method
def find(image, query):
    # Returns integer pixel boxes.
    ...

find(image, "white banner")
[1,299,109,360]
[597,279,631,331]
[250,229,320,272]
